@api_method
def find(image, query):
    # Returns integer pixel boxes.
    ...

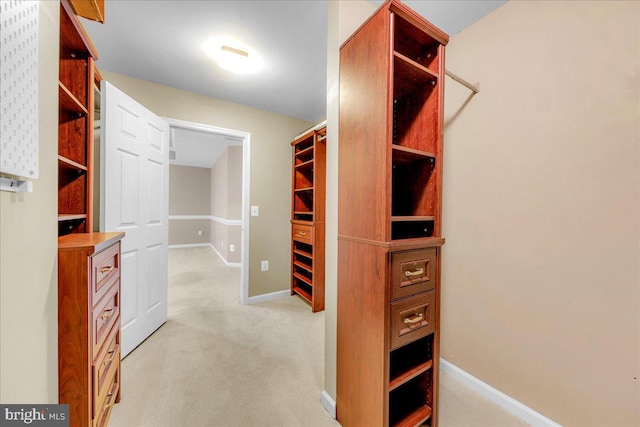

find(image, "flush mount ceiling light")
[204,37,263,75]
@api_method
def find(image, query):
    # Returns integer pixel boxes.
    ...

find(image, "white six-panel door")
[101,81,169,357]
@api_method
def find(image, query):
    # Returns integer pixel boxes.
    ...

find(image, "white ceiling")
[170,127,242,169]
[82,0,506,125]
[86,1,505,169]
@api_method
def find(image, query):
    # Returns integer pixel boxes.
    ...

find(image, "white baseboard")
[321,390,336,419]
[209,244,241,268]
[246,289,290,304]
[168,243,210,249]
[440,359,561,427]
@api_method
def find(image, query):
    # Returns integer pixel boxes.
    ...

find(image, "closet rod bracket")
[445,69,480,94]
[0,176,33,193]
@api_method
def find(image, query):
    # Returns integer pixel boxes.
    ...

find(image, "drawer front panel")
[390,290,435,350]
[92,283,120,354]
[93,322,120,400]
[391,248,436,301]
[92,242,120,306]
[292,223,313,244]
[93,365,119,427]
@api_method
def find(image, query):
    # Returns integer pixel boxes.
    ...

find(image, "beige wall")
[169,219,210,246]
[0,1,59,402]
[227,146,242,219]
[168,165,211,245]
[324,0,376,403]
[101,71,312,296]
[169,165,211,215]
[210,148,229,217]
[210,146,242,264]
[441,1,639,425]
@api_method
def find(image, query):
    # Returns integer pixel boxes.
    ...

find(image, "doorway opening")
[164,118,251,305]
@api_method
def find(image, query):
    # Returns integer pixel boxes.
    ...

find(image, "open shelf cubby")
[293,241,313,260]
[295,144,314,162]
[393,13,440,75]
[392,82,438,153]
[294,167,314,189]
[391,160,436,216]
[389,371,433,427]
[292,278,313,304]
[389,334,433,390]
[294,190,314,216]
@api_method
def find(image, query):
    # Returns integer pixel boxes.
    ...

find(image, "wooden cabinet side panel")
[338,9,391,242]
[431,247,442,426]
[311,225,325,312]
[433,44,446,238]
[86,58,96,231]
[337,239,389,426]
[58,248,91,427]
[313,135,327,224]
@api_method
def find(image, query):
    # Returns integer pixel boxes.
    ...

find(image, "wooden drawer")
[93,364,119,427]
[91,242,120,306]
[93,321,120,406]
[92,282,120,355]
[390,290,435,350]
[391,248,436,301]
[292,223,313,244]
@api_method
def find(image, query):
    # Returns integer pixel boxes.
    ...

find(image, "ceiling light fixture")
[204,37,262,75]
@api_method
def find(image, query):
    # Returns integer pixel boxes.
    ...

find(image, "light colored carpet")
[109,247,529,427]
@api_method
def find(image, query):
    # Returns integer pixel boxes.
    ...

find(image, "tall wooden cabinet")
[291,122,326,312]
[58,2,122,426]
[336,1,448,426]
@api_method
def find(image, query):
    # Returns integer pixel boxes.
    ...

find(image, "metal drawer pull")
[297,231,306,236]
[404,313,423,324]
[100,265,114,274]
[100,308,114,319]
[104,390,115,410]
[404,267,424,277]
[103,350,116,367]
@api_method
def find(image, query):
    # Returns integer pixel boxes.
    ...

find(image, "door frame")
[164,117,251,304]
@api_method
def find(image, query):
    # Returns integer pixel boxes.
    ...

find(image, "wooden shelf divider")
[293,248,313,260]
[392,404,432,427]
[391,215,435,222]
[389,360,433,391]
[292,286,312,303]
[59,81,88,116]
[294,158,314,170]
[58,155,88,172]
[58,213,87,222]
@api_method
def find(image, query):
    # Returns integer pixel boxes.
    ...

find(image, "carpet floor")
[109,247,529,427]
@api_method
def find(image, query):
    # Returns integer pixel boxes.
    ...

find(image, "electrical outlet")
[261,260,269,271]
[197,230,203,236]
[230,244,235,252]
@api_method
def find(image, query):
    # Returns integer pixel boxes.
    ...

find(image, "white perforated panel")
[0,0,39,179]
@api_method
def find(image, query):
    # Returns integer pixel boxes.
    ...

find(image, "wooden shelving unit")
[57,2,121,427]
[58,0,98,236]
[337,1,448,426]
[290,121,326,312]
